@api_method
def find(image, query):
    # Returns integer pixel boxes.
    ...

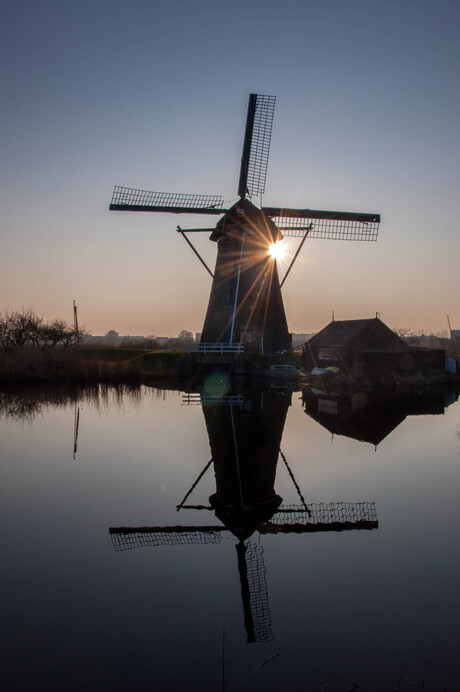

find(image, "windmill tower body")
[201,200,291,352]
[202,385,290,539]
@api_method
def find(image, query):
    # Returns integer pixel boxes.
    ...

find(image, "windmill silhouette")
[110,94,380,353]
[109,385,378,643]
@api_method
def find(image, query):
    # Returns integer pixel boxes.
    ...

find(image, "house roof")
[304,389,448,445]
[307,318,383,347]
[306,408,405,446]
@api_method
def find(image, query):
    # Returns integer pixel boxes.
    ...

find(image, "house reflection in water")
[110,380,378,643]
[302,386,459,448]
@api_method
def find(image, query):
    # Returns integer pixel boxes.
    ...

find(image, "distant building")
[451,330,460,341]
[303,317,445,375]
[155,337,171,347]
[86,330,146,347]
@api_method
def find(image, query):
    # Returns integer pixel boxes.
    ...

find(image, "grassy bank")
[0,348,185,385]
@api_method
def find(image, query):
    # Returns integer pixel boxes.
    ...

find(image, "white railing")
[181,393,247,407]
[187,342,245,355]
[269,363,297,372]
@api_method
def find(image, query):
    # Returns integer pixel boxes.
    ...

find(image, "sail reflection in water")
[110,382,378,643]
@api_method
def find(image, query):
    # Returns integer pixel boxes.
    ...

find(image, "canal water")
[1,380,459,691]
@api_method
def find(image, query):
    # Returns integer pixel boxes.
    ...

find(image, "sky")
[1,0,459,337]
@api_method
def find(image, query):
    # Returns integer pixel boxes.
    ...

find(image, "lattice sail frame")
[245,94,276,198]
[109,526,223,551]
[272,216,379,241]
[110,186,225,212]
[245,542,273,643]
[109,502,378,550]
[267,502,378,530]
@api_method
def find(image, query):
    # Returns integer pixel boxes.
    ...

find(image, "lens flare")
[204,371,231,398]
[268,242,284,260]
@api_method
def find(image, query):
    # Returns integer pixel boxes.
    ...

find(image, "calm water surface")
[1,381,460,691]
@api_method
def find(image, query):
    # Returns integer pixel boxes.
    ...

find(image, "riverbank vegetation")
[0,347,187,385]
[0,308,188,384]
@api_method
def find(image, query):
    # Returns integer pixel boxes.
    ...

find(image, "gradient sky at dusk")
[1,0,459,337]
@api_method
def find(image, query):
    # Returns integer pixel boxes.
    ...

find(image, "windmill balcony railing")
[182,393,247,407]
[187,342,245,355]
[269,363,297,372]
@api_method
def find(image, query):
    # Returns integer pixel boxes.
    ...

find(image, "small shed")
[303,317,445,376]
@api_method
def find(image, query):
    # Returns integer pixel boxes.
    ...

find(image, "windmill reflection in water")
[109,382,378,643]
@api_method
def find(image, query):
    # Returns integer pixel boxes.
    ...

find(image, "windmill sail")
[263,207,380,241]
[261,501,378,533]
[237,541,274,643]
[109,525,224,551]
[109,502,378,550]
[110,186,226,214]
[238,94,276,200]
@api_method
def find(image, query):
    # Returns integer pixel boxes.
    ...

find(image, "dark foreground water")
[1,380,460,691]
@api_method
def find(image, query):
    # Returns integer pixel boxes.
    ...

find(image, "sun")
[268,242,285,260]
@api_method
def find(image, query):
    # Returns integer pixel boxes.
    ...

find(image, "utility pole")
[73,300,80,348]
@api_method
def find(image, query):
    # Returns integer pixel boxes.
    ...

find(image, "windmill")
[109,385,378,643]
[110,93,380,353]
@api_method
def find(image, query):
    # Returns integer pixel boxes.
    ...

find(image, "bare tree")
[393,326,413,339]
[41,319,80,349]
[178,329,194,341]
[0,309,86,350]
[0,309,43,350]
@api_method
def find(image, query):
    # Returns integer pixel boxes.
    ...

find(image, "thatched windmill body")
[110,94,380,353]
